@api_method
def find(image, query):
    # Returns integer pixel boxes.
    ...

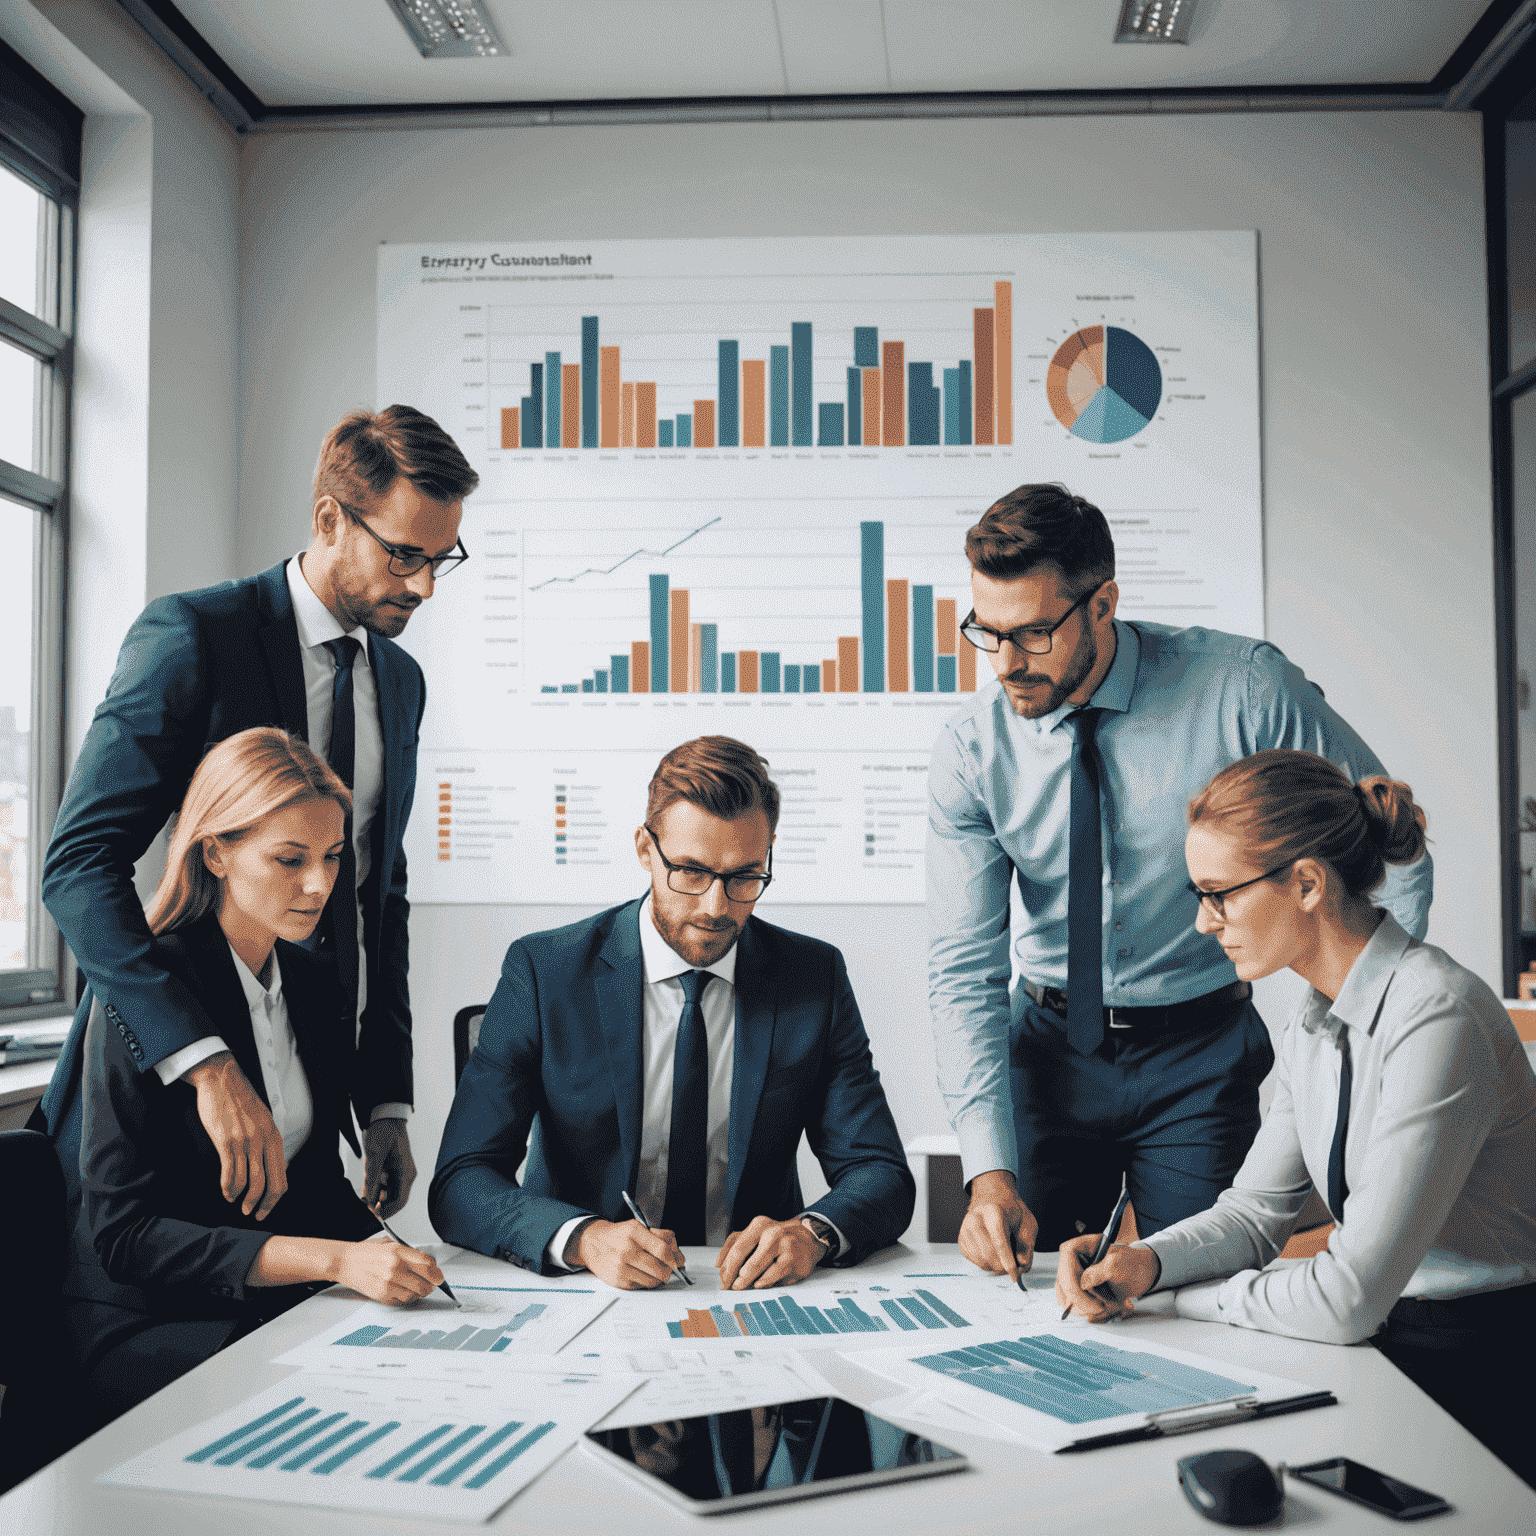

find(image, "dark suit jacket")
[64,915,379,1365]
[39,559,425,1141]
[429,901,914,1273]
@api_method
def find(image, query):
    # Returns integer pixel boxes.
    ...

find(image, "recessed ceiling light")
[387,0,508,59]
[1114,0,1197,44]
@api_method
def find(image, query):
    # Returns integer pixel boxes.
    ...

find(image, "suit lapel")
[364,636,408,907]
[279,942,358,1153]
[594,901,647,1193]
[255,561,309,741]
[727,918,777,1216]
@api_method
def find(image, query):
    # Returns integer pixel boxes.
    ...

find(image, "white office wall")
[234,108,1491,1242]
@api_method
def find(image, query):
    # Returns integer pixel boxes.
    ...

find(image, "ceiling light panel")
[1114,0,1196,45]
[387,0,507,58]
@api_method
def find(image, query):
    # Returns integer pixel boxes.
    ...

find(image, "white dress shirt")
[157,555,407,1122]
[1140,913,1536,1345]
[225,944,313,1165]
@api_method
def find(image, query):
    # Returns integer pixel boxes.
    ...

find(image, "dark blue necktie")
[1327,1029,1353,1222]
[661,970,712,1245]
[1066,707,1106,1057]
[322,638,361,1030]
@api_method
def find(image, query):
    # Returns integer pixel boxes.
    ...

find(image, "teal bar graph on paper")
[913,584,934,691]
[847,366,862,445]
[761,653,781,692]
[701,623,718,692]
[313,1421,399,1475]
[785,664,801,692]
[938,654,957,692]
[818,402,844,446]
[769,346,789,446]
[247,1412,348,1468]
[719,340,739,446]
[722,653,736,692]
[366,1424,454,1480]
[677,413,692,447]
[281,1420,369,1471]
[650,574,669,692]
[854,326,879,368]
[187,1396,307,1462]
[398,1425,487,1483]
[659,419,674,447]
[595,670,608,693]
[463,1422,557,1491]
[861,521,885,692]
[545,352,561,445]
[611,654,629,692]
[429,1421,525,1487]
[791,322,813,445]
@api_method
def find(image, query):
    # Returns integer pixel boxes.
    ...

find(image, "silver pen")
[621,1189,692,1285]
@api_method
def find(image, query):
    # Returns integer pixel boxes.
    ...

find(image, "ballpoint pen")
[621,1189,693,1285]
[372,1205,463,1309]
[1062,1172,1132,1320]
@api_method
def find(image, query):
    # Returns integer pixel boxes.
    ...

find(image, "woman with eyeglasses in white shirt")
[1056,749,1536,1489]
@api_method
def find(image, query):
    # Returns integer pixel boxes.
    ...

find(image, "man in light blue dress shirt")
[928,484,1432,1275]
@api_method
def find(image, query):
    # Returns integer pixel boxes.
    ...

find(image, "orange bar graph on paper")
[936,598,958,655]
[621,381,636,448]
[501,407,519,450]
[974,309,995,446]
[636,381,657,448]
[821,660,836,692]
[694,399,716,449]
[631,640,651,694]
[689,622,702,692]
[995,280,1013,445]
[739,650,759,693]
[862,368,882,446]
[959,638,977,692]
[561,364,581,448]
[670,589,690,693]
[600,346,621,448]
[887,579,910,692]
[742,360,766,447]
[837,637,859,691]
[881,343,904,446]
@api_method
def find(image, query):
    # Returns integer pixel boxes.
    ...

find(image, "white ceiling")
[172,0,1495,110]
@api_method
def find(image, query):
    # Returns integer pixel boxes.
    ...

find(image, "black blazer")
[40,559,425,1141]
[429,901,915,1273]
[64,915,379,1350]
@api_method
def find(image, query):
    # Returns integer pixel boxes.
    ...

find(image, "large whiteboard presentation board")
[377,232,1261,905]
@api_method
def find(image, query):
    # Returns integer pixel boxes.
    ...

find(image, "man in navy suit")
[39,405,477,1222]
[430,736,914,1290]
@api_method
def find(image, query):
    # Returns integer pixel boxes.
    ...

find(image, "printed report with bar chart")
[378,232,1260,903]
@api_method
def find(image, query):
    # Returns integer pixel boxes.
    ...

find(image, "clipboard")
[1058,1390,1338,1453]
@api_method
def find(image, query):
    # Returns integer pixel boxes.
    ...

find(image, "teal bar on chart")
[854,326,879,368]
[938,654,957,693]
[818,402,844,446]
[785,664,801,692]
[429,1421,527,1487]
[676,414,692,447]
[594,670,608,693]
[718,340,739,446]
[913,585,935,692]
[761,653,781,692]
[365,1424,453,1480]
[861,521,885,691]
[463,1422,557,1491]
[847,366,862,445]
[769,346,789,446]
[649,574,669,692]
[611,654,629,692]
[545,352,561,445]
[186,1397,307,1462]
[791,322,813,445]
[659,419,674,447]
[700,624,718,692]
[581,317,599,448]
[722,653,737,692]
[313,1421,400,1475]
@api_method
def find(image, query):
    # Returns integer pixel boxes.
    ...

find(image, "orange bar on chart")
[561,364,581,447]
[500,408,519,450]
[862,368,882,445]
[600,347,621,448]
[959,639,977,692]
[636,382,657,448]
[689,623,702,692]
[821,659,836,692]
[936,598,958,654]
[881,343,905,446]
[684,1310,720,1339]
[621,382,636,448]
[694,399,716,449]
[973,309,995,446]
[738,650,760,693]
[670,589,690,693]
[742,360,766,447]
[631,640,651,694]
[887,579,910,692]
[995,281,1013,444]
[837,636,859,691]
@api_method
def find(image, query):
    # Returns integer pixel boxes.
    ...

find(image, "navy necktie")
[322,638,361,1030]
[1327,1030,1353,1222]
[661,970,712,1245]
[1066,707,1106,1056]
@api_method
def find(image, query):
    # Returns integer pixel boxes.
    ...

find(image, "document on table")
[98,1367,642,1523]
[275,1287,614,1370]
[586,1269,1042,1350]
[576,1349,836,1424]
[855,1325,1319,1454]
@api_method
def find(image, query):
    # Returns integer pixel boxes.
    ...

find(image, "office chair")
[452,1005,486,1087]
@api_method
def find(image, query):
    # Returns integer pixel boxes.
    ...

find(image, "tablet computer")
[583,1396,967,1516]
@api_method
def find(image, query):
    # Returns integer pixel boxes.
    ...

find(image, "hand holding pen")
[1060,1173,1133,1320]
[371,1203,463,1309]
[622,1190,692,1285]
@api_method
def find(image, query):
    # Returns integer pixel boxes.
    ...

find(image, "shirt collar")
[1298,910,1413,1040]
[637,894,738,990]
[1030,618,1140,737]
[227,940,284,1012]
[286,553,370,660]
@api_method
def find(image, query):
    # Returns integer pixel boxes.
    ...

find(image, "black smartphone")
[1288,1457,1451,1520]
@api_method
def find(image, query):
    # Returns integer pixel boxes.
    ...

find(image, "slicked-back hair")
[965,482,1115,590]
[312,404,479,520]
[646,736,781,835]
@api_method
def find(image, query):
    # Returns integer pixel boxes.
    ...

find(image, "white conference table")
[4,1243,1532,1534]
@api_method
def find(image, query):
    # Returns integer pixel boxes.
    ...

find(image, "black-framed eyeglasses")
[337,500,470,578]
[1186,862,1294,917]
[960,582,1104,656]
[644,823,773,903]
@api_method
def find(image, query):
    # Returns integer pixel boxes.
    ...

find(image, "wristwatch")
[799,1215,836,1258]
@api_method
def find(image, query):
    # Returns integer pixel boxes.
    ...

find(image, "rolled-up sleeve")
[926,724,1018,1183]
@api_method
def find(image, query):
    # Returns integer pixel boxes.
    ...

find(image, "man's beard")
[338,586,422,639]
[649,897,742,967]
[1000,629,1098,718]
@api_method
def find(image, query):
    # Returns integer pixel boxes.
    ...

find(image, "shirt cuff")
[155,1036,229,1086]
[798,1213,850,1260]
[1136,1231,1217,1293]
[1170,1278,1232,1324]
[547,1216,594,1272]
[369,1103,412,1122]
[953,1107,1019,1189]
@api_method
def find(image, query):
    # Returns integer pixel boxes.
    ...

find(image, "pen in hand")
[371,1204,463,1310]
[621,1189,692,1285]
[1062,1172,1133,1321]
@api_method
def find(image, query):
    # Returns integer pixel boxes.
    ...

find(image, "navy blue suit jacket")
[39,560,425,1142]
[429,901,914,1274]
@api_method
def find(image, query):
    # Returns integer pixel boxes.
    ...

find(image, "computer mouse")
[1176,1449,1284,1526]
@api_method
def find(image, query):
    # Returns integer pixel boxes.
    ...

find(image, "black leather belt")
[1021,978,1252,1031]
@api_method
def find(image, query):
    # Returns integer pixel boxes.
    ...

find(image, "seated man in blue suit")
[430,736,915,1290]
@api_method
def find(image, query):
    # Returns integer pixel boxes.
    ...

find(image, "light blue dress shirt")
[927,619,1434,1183]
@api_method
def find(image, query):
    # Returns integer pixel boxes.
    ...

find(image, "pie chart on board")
[1046,326,1163,443]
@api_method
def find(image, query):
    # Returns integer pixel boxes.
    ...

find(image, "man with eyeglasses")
[431,735,913,1289]
[40,405,477,1232]
[928,482,1432,1283]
